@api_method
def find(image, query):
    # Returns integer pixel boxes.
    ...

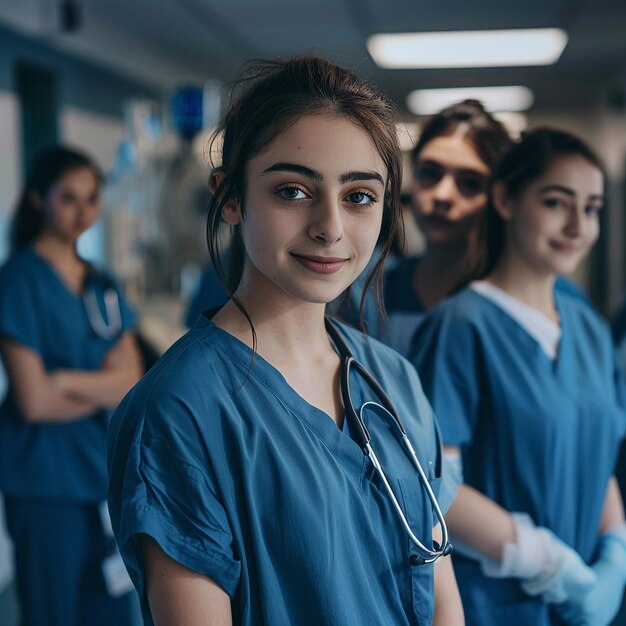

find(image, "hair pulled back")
[411,99,512,173]
[11,145,100,253]
[206,55,403,329]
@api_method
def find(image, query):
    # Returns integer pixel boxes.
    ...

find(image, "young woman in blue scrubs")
[411,128,626,625]
[107,56,464,625]
[0,146,142,626]
[380,100,512,354]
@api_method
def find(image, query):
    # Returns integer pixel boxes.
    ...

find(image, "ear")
[491,181,514,222]
[209,170,240,226]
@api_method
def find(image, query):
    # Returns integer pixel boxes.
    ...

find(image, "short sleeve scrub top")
[107,315,444,626]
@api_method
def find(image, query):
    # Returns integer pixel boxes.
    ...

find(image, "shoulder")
[108,323,237,474]
[557,289,612,341]
[419,288,490,333]
[332,320,440,457]
[409,289,492,368]
[335,321,426,398]
[555,276,591,304]
[0,249,40,286]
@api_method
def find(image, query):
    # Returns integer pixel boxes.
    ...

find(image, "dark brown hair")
[11,145,100,253]
[206,55,403,338]
[411,99,512,173]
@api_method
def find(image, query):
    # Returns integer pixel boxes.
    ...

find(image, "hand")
[519,532,596,604]
[103,334,142,373]
[554,532,626,626]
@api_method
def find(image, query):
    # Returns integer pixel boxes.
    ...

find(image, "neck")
[486,248,557,320]
[34,233,79,266]
[212,292,330,364]
[415,240,472,309]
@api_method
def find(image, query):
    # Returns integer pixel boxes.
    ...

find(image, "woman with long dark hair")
[0,145,142,626]
[411,128,626,625]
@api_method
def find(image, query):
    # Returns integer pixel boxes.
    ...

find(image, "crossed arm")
[0,331,143,422]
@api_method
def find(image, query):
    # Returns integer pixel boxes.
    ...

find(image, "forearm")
[433,525,465,625]
[54,366,141,408]
[600,477,625,534]
[445,483,516,561]
[27,387,99,422]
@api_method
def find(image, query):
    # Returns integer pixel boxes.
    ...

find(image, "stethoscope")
[325,317,452,566]
[82,269,123,340]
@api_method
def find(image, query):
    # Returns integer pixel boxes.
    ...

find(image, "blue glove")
[555,530,626,626]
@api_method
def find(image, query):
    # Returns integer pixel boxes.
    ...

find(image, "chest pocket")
[398,475,442,623]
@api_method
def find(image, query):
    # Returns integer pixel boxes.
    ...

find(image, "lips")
[423,215,453,228]
[290,253,348,274]
[549,241,580,254]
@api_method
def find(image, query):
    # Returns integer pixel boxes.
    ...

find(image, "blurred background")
[1,0,626,623]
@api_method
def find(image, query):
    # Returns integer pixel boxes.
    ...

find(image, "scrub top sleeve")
[113,393,241,599]
[0,267,42,354]
[409,311,481,449]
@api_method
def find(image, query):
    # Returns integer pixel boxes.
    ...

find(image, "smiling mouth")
[550,241,580,253]
[290,253,348,274]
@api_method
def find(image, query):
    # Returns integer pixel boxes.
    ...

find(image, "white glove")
[453,513,596,603]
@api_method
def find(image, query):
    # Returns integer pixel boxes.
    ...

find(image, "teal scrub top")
[410,287,626,625]
[107,316,443,626]
[0,247,137,501]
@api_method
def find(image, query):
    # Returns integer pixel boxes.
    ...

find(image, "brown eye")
[456,173,488,198]
[415,162,443,188]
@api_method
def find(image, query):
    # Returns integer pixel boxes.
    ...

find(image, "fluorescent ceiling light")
[407,86,534,115]
[368,29,567,68]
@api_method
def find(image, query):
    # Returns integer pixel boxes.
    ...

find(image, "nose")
[564,206,581,237]
[431,174,456,209]
[309,196,344,245]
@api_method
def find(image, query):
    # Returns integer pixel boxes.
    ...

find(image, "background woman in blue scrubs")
[0,146,142,626]
[411,128,626,625]
[381,100,512,355]
[107,55,464,625]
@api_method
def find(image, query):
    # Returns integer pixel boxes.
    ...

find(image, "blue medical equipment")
[326,317,451,565]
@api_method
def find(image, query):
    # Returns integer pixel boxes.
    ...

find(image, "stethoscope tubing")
[83,286,122,340]
[325,318,452,565]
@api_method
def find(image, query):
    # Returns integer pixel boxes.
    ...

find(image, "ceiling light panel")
[368,28,568,68]
[407,86,535,115]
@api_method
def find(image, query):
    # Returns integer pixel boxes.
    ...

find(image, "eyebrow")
[262,162,384,187]
[539,184,603,201]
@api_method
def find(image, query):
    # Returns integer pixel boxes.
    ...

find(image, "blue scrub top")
[107,317,443,626]
[0,247,137,501]
[382,256,589,357]
[410,287,626,625]
[183,264,229,328]
[380,256,426,356]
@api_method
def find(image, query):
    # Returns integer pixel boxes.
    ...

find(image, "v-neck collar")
[469,287,569,375]
[28,247,85,300]
[200,317,368,480]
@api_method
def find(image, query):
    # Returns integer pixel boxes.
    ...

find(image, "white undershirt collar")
[470,281,561,360]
